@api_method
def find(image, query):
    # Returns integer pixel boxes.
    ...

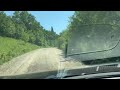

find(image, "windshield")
[1,11,120,79]
[67,24,120,55]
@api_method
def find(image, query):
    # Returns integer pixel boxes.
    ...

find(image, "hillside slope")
[0,36,39,65]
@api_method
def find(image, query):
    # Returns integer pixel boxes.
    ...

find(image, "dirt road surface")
[0,48,85,76]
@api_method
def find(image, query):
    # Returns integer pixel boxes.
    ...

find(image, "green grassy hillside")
[0,36,40,65]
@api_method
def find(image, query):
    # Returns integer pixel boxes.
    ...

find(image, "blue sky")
[5,11,74,34]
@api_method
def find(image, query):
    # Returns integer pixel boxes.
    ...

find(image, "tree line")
[58,11,120,49]
[0,11,58,47]
[1,11,120,51]
[58,11,120,64]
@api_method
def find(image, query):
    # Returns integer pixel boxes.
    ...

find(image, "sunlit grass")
[0,36,40,65]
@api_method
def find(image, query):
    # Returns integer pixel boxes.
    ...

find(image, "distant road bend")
[0,48,85,76]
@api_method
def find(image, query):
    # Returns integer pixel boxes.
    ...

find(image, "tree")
[0,12,16,37]
[57,29,69,49]
[0,11,60,47]
[51,26,54,32]
[28,30,36,44]
[58,11,120,50]
[21,32,29,42]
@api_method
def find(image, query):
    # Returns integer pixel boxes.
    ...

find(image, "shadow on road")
[0,70,58,79]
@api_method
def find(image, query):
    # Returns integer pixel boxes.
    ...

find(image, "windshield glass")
[67,24,120,55]
[1,11,120,79]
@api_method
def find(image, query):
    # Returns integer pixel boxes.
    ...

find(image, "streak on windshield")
[67,24,120,55]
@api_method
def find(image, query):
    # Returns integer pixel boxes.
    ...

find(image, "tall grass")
[0,36,39,65]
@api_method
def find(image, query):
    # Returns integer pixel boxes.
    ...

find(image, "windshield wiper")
[60,63,120,79]
[62,72,120,79]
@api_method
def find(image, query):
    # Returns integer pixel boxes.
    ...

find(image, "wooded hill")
[0,11,59,47]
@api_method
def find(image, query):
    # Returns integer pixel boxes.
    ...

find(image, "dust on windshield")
[67,24,120,55]
[1,11,120,77]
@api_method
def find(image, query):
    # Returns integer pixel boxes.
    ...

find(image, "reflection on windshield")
[2,11,120,78]
[67,24,120,55]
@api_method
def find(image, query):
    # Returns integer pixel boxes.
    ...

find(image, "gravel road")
[0,48,85,76]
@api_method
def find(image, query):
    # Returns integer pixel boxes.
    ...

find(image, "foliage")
[0,36,39,65]
[2,11,120,65]
[58,11,120,63]
[0,11,60,64]
[0,11,58,47]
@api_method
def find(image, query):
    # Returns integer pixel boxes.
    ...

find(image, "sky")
[5,11,74,34]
